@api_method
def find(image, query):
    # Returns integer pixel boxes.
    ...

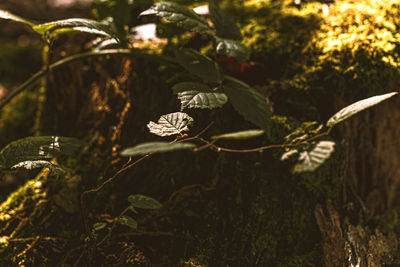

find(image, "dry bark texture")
[316,200,398,267]
[315,92,400,267]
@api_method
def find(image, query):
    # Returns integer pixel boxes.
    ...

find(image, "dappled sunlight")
[318,0,400,63]
[0,0,400,265]
[0,168,48,222]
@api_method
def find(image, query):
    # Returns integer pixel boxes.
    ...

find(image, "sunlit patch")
[52,136,60,149]
[131,24,157,41]
[0,214,11,221]
[0,236,9,247]
[50,0,91,7]
[38,146,46,156]
[193,5,209,15]
[314,0,400,68]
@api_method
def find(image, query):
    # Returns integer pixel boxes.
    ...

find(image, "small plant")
[0,1,398,265]
[0,1,396,175]
[93,194,162,246]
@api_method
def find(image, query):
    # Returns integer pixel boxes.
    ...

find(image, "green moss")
[269,115,297,142]
[240,0,400,104]
[0,168,48,222]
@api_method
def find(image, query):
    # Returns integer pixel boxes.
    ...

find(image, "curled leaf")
[215,37,249,62]
[327,92,398,128]
[121,142,195,156]
[211,129,264,140]
[92,38,119,51]
[280,149,299,161]
[0,9,35,27]
[147,112,194,136]
[143,1,213,35]
[33,18,119,39]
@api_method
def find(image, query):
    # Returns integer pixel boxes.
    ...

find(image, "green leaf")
[11,160,65,174]
[223,77,271,131]
[0,9,35,27]
[293,141,335,173]
[0,136,84,169]
[33,18,119,39]
[93,222,107,231]
[121,142,196,156]
[175,49,223,83]
[128,194,162,209]
[173,82,228,110]
[326,92,398,128]
[147,112,194,136]
[118,215,138,229]
[211,129,264,140]
[208,1,242,40]
[144,1,213,35]
[215,37,249,62]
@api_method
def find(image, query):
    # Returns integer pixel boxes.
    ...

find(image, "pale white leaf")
[142,1,213,35]
[121,142,195,156]
[147,112,194,136]
[0,9,35,27]
[293,141,335,173]
[12,160,65,174]
[327,92,398,128]
[212,129,264,140]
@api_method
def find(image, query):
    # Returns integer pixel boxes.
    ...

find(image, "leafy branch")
[126,91,397,174]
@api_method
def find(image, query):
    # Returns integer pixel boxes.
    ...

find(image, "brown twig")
[80,122,216,237]
[16,235,40,259]
[209,127,333,153]
[81,122,333,254]
[80,154,151,237]
[176,121,215,143]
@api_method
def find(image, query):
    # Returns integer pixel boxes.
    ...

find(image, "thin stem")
[176,121,214,143]
[80,153,151,236]
[80,122,214,237]
[204,128,333,153]
[96,206,131,247]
